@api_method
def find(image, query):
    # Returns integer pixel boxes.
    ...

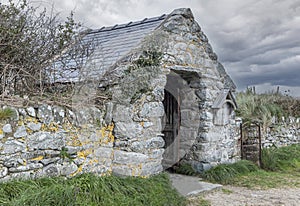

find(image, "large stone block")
[140,102,164,118]
[37,104,54,125]
[141,161,163,176]
[13,125,27,138]
[112,165,140,176]
[94,147,113,159]
[2,140,26,154]
[113,104,132,122]
[113,150,148,165]
[58,162,78,176]
[114,122,143,139]
[9,163,43,173]
[27,122,42,131]
[27,132,65,150]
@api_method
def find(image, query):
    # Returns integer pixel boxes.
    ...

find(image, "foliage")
[202,160,259,184]
[261,144,300,171]
[203,145,300,189]
[133,50,163,67]
[172,162,197,176]
[0,108,14,120]
[236,90,300,134]
[229,169,300,189]
[0,0,91,97]
[0,173,186,206]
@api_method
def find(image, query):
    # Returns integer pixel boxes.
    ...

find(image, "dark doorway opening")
[162,89,180,169]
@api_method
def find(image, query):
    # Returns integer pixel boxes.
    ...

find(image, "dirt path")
[200,186,300,206]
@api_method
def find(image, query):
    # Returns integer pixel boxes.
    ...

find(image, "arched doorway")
[161,70,201,169]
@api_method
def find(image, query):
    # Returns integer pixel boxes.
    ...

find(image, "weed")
[0,108,15,120]
[221,188,233,194]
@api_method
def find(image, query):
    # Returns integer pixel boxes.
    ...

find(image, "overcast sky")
[5,0,300,96]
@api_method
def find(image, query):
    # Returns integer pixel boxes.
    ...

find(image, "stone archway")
[162,70,201,169]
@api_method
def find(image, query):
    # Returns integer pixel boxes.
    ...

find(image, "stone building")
[0,8,239,180]
[73,7,239,174]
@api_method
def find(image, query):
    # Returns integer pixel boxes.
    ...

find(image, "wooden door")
[162,90,180,169]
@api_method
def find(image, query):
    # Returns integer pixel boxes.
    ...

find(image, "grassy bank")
[202,144,300,189]
[0,173,185,206]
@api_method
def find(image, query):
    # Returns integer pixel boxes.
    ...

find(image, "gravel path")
[201,186,300,206]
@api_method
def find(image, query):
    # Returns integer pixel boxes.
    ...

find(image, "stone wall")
[158,8,240,172]
[0,104,114,181]
[262,118,300,148]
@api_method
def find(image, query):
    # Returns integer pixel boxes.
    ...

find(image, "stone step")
[169,173,222,196]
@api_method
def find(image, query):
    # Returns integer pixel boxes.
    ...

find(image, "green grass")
[0,108,15,120]
[0,173,186,206]
[202,160,259,184]
[261,144,300,171]
[230,170,300,189]
[202,144,300,189]
[172,162,197,176]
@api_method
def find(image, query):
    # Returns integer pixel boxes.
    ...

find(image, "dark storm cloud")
[32,0,300,96]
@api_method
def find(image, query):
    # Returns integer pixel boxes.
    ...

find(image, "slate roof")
[52,14,167,83]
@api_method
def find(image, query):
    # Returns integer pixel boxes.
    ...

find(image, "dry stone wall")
[262,118,300,148]
[0,104,114,181]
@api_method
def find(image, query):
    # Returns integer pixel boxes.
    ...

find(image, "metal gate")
[240,122,262,167]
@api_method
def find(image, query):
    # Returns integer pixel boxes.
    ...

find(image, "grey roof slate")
[52,14,167,83]
[212,89,237,109]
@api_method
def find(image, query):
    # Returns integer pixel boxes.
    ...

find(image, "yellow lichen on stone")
[31,155,44,161]
[99,123,115,144]
[41,124,47,131]
[23,159,27,166]
[48,122,59,132]
[70,165,83,177]
[0,129,3,135]
[88,159,99,165]
[18,120,24,126]
[77,149,93,159]
[26,128,33,134]
[68,135,82,147]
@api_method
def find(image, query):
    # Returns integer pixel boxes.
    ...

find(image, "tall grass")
[0,173,186,206]
[236,90,300,130]
[203,144,300,186]
[202,160,259,184]
[261,144,300,171]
